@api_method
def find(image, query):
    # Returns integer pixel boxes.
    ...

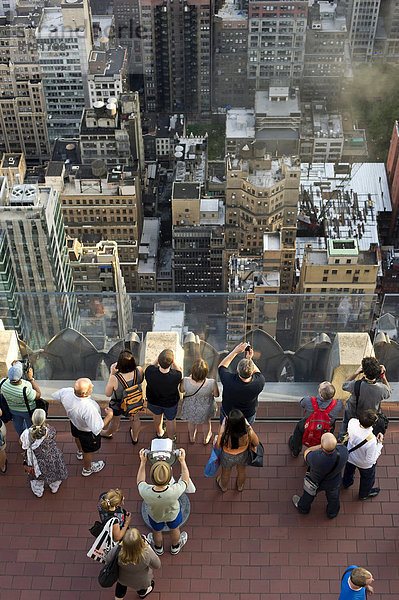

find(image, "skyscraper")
[36,0,93,141]
[140,0,211,114]
[348,0,380,62]
[247,0,308,90]
[0,21,50,162]
[0,165,77,346]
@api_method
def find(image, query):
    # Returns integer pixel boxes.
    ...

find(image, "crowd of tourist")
[0,346,390,598]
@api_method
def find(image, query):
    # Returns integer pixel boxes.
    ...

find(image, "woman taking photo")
[97,488,132,542]
[105,528,161,599]
[180,358,219,444]
[216,409,259,492]
[20,408,68,497]
[102,350,144,444]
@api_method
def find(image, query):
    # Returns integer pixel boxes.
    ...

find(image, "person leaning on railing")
[1,360,41,436]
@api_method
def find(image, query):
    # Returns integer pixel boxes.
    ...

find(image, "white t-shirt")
[347,418,382,469]
[52,387,103,435]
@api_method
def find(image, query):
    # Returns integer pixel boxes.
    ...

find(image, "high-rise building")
[172,198,225,292]
[376,0,399,62]
[36,0,93,141]
[113,0,143,84]
[301,1,346,107]
[68,238,133,345]
[0,173,77,346]
[0,21,50,162]
[386,120,399,239]
[348,0,380,62]
[80,93,144,172]
[47,162,143,292]
[213,0,250,109]
[225,154,300,293]
[247,0,308,90]
[296,238,379,345]
[87,48,128,106]
[140,0,211,115]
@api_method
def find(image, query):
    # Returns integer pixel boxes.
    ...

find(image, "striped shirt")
[1,379,36,412]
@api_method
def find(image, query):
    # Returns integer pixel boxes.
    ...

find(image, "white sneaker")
[82,460,105,477]
[147,532,164,555]
[76,452,83,460]
[170,531,188,555]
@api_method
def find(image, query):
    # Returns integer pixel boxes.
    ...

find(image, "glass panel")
[373,294,399,381]
[6,292,379,382]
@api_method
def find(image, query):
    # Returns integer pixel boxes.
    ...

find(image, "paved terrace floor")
[0,420,398,600]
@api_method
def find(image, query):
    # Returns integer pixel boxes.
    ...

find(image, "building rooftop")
[216,0,247,21]
[200,198,225,226]
[305,247,378,266]
[299,163,392,251]
[138,218,159,274]
[88,47,126,76]
[46,162,64,177]
[255,90,300,117]
[156,114,185,139]
[172,182,201,200]
[263,231,281,251]
[226,109,255,139]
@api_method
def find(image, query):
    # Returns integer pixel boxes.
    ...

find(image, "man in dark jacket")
[288,381,343,457]
[292,432,348,519]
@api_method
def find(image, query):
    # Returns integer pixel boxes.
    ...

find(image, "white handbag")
[87,517,118,563]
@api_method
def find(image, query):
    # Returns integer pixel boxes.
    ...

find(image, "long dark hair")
[221,409,248,450]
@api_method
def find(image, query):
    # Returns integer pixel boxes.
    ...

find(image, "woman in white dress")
[179,359,219,444]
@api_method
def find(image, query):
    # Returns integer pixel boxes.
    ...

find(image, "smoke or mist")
[345,63,399,160]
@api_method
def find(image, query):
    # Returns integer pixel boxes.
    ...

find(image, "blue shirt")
[339,566,366,600]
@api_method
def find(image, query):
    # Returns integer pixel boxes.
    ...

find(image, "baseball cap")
[8,361,23,382]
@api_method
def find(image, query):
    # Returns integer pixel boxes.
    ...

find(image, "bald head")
[318,381,335,401]
[321,432,337,452]
[74,377,93,398]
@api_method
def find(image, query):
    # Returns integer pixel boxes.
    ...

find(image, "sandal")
[138,581,154,598]
[216,476,227,493]
[236,482,244,492]
[130,428,138,445]
[100,432,113,439]
[203,431,212,445]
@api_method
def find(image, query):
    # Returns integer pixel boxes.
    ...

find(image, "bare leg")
[188,422,197,443]
[101,415,121,437]
[83,451,93,471]
[74,437,83,453]
[202,420,212,444]
[129,413,141,442]
[153,530,163,548]
[236,464,247,491]
[219,466,231,491]
[167,419,176,440]
[0,448,6,471]
[169,526,181,546]
[152,413,164,436]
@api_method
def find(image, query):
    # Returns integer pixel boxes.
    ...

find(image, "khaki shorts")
[0,421,6,451]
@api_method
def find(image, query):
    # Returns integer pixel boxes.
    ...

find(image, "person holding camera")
[137,448,189,556]
[338,357,390,442]
[218,342,265,424]
[1,360,41,436]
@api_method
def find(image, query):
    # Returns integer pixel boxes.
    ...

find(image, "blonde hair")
[119,528,147,565]
[100,488,124,511]
[31,409,47,440]
[350,568,372,587]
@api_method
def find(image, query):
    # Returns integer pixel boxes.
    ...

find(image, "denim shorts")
[147,402,178,421]
[148,508,182,531]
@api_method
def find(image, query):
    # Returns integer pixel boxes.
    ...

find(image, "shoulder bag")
[23,387,49,417]
[247,440,264,467]
[98,545,121,588]
[348,432,374,454]
[303,451,340,497]
[0,378,12,423]
[183,379,206,398]
[87,517,118,563]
